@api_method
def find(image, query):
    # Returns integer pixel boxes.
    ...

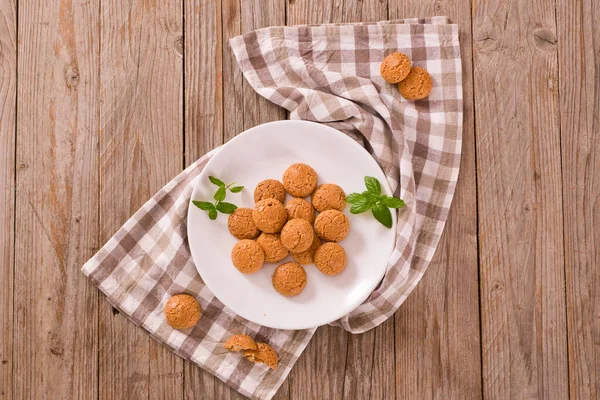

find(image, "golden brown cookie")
[231,239,265,274]
[285,198,315,224]
[311,184,346,212]
[314,242,347,276]
[224,334,258,352]
[256,233,289,263]
[282,163,318,197]
[164,294,202,330]
[254,179,286,203]
[314,209,350,242]
[280,219,314,253]
[291,234,322,265]
[228,208,260,240]
[244,342,278,370]
[272,262,307,297]
[380,51,411,84]
[252,198,288,233]
[398,66,432,100]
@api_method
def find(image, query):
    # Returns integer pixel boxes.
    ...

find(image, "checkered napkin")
[83,16,462,400]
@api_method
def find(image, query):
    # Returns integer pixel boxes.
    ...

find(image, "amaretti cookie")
[280,219,314,253]
[224,334,258,352]
[272,262,307,297]
[231,239,265,274]
[256,233,288,263]
[314,209,350,242]
[244,342,278,370]
[252,198,288,233]
[285,198,315,223]
[311,184,346,212]
[164,294,202,330]
[380,51,411,84]
[228,208,260,239]
[398,66,432,100]
[282,163,318,197]
[314,242,347,276]
[254,179,286,203]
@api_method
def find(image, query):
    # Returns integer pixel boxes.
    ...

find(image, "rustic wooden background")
[0,0,598,398]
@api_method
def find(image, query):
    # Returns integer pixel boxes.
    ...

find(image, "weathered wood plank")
[388,1,481,399]
[98,0,183,398]
[556,0,600,397]
[0,0,16,398]
[286,2,390,399]
[472,0,568,398]
[183,0,222,397]
[13,0,99,398]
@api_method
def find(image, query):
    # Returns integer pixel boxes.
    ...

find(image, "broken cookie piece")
[244,342,278,370]
[224,334,258,352]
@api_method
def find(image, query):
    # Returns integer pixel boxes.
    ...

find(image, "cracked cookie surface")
[252,198,287,233]
[398,66,432,100]
[256,232,288,263]
[311,184,346,212]
[231,239,265,274]
[164,294,202,330]
[380,51,411,84]
[272,261,307,297]
[282,163,318,197]
[314,242,347,276]
[280,219,314,253]
[314,209,350,242]
[254,179,286,203]
[285,198,315,223]
[228,208,260,239]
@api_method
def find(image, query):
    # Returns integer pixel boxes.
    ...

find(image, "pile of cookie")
[228,163,350,297]
[380,51,432,100]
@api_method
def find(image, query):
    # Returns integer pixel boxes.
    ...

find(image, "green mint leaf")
[209,176,225,187]
[346,193,365,204]
[350,197,372,214]
[214,186,226,201]
[216,202,238,214]
[208,208,218,220]
[381,196,405,209]
[364,176,381,195]
[192,200,214,211]
[229,186,244,193]
[362,190,381,203]
[372,203,393,228]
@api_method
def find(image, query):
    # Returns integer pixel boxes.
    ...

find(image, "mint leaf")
[350,197,372,214]
[208,208,218,220]
[362,190,381,203]
[216,202,237,214]
[346,193,365,204]
[381,196,405,209]
[364,176,381,195]
[372,203,393,228]
[214,186,226,201]
[192,200,214,211]
[229,186,244,193]
[209,176,225,187]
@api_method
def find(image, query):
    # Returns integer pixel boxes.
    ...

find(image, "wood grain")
[286,2,390,400]
[389,1,482,399]
[98,0,183,398]
[183,0,222,397]
[557,0,600,397]
[0,0,16,398]
[472,0,568,398]
[13,0,99,398]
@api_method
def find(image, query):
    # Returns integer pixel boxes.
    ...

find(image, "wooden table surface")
[1,0,598,399]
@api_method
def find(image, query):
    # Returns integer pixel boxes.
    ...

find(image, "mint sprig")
[192,176,244,220]
[346,176,405,228]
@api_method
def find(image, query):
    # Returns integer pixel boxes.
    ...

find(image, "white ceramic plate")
[187,120,396,330]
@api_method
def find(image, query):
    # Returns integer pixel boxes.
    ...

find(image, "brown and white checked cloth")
[83,16,462,400]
